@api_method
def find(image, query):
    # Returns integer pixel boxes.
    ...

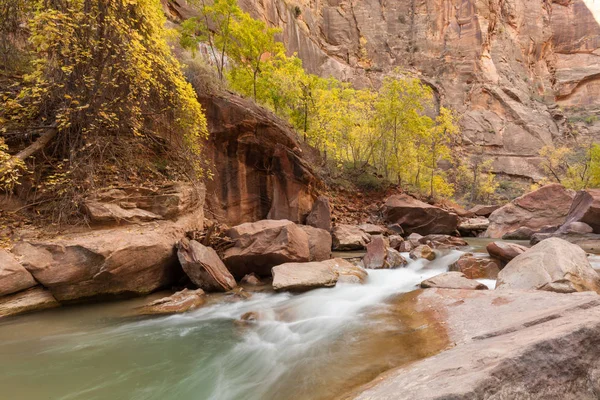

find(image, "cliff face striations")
[236,0,600,181]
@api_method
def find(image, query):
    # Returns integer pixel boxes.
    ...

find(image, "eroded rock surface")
[135,288,206,315]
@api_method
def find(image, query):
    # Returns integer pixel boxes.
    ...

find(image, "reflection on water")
[0,252,465,400]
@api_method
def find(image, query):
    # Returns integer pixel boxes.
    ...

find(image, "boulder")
[531,232,600,253]
[501,226,536,240]
[324,258,368,284]
[176,239,237,292]
[406,233,424,246]
[272,262,338,291]
[383,194,458,235]
[449,254,501,279]
[458,217,489,236]
[0,287,59,318]
[398,241,415,253]
[0,249,36,296]
[410,245,436,261]
[332,224,371,250]
[497,238,600,293]
[10,207,204,302]
[468,204,501,217]
[486,184,574,238]
[419,234,468,249]
[388,235,404,250]
[564,221,594,234]
[299,225,332,261]
[363,236,407,269]
[135,288,206,315]
[223,220,310,278]
[386,223,405,235]
[305,196,332,232]
[486,241,528,263]
[558,189,600,233]
[420,272,488,290]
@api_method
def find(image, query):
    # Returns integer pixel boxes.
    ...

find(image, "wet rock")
[388,235,404,250]
[332,224,371,251]
[324,258,368,284]
[272,262,338,292]
[299,225,332,261]
[135,288,206,316]
[420,272,488,290]
[177,239,237,292]
[10,205,205,302]
[223,220,310,278]
[0,287,59,318]
[486,241,528,264]
[0,249,36,296]
[386,248,408,269]
[468,204,501,217]
[497,238,600,293]
[450,254,501,279]
[305,196,332,232]
[383,194,458,235]
[241,273,262,286]
[410,245,436,261]
[486,184,574,238]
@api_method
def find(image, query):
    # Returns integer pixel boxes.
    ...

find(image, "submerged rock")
[332,224,371,251]
[497,237,600,294]
[177,239,237,292]
[382,194,458,235]
[135,288,206,316]
[223,220,310,278]
[420,272,488,290]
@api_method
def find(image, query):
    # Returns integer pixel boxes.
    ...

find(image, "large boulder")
[272,258,368,291]
[558,189,600,233]
[497,238,600,293]
[299,225,332,261]
[383,194,458,235]
[450,254,501,279]
[363,236,407,269]
[305,196,332,231]
[10,209,203,302]
[486,184,574,238]
[135,289,206,316]
[332,224,371,250]
[223,220,310,278]
[0,287,59,318]
[0,249,36,296]
[486,241,528,263]
[420,272,488,290]
[176,239,237,292]
[468,204,501,217]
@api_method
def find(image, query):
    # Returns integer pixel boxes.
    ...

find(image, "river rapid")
[0,245,497,400]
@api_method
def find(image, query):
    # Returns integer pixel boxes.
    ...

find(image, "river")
[0,244,499,400]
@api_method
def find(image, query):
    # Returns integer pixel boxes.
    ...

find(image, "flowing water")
[0,249,490,400]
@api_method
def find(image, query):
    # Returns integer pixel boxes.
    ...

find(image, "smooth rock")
[497,237,600,293]
[410,245,436,261]
[486,241,528,263]
[223,220,310,278]
[362,235,387,269]
[386,248,408,269]
[324,258,368,284]
[272,262,338,291]
[0,249,36,296]
[177,239,237,292]
[468,204,501,217]
[420,272,488,290]
[0,287,59,318]
[299,225,332,261]
[450,254,501,279]
[135,288,206,315]
[305,196,332,232]
[565,221,594,234]
[383,194,458,235]
[332,224,371,251]
[458,217,489,235]
[559,189,600,233]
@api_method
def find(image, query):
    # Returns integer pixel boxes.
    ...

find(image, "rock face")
[559,189,600,234]
[497,238,600,293]
[271,257,367,291]
[350,289,600,399]
[383,195,458,235]
[199,92,320,226]
[331,224,371,251]
[450,254,500,279]
[223,220,310,278]
[305,196,332,232]
[135,289,206,315]
[0,287,59,318]
[420,272,488,290]
[0,249,36,296]
[299,225,332,262]
[486,184,574,238]
[486,241,528,263]
[176,239,237,292]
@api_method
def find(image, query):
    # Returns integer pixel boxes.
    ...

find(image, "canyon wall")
[237,0,600,181]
